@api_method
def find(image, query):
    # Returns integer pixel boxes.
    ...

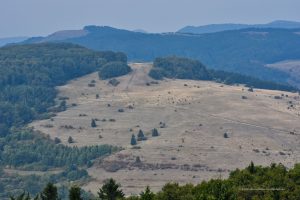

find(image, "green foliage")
[137,130,146,141]
[43,26,300,84]
[0,43,127,135]
[98,178,125,200]
[8,162,300,199]
[0,165,89,199]
[40,183,58,200]
[68,136,74,144]
[149,56,297,92]
[91,119,97,128]
[69,185,83,200]
[0,130,118,169]
[98,62,132,79]
[140,186,155,200]
[209,69,297,92]
[131,134,137,146]
[150,56,211,80]
[151,129,159,137]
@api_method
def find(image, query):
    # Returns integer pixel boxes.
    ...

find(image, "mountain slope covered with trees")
[149,56,298,92]
[0,43,128,136]
[23,26,300,86]
[0,43,127,198]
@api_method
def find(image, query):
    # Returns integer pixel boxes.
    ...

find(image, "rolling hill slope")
[30,63,300,195]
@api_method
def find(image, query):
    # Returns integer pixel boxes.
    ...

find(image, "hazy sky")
[1,0,300,37]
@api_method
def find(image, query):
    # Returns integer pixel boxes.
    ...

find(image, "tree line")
[149,56,298,92]
[8,162,300,200]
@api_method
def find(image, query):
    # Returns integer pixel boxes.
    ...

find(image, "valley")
[30,63,300,195]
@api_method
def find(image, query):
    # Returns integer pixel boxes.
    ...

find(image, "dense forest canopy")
[150,56,211,80]
[98,61,132,79]
[149,56,298,92]
[0,43,128,136]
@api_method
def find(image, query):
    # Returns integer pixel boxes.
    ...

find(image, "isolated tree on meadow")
[131,134,137,146]
[98,178,124,200]
[152,128,159,137]
[91,119,97,128]
[68,136,74,144]
[137,130,145,141]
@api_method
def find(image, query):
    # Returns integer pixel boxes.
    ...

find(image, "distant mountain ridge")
[21,25,300,88]
[0,36,28,47]
[178,20,300,34]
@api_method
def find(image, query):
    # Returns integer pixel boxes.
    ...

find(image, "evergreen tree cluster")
[130,129,160,146]
[0,130,118,169]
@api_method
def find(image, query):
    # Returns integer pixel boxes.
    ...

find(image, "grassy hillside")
[23,26,300,85]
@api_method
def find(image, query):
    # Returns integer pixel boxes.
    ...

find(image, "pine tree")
[40,183,59,200]
[69,185,83,200]
[98,178,124,200]
[91,119,97,128]
[137,130,146,141]
[248,161,256,174]
[68,136,74,144]
[140,186,155,200]
[152,128,159,137]
[131,134,137,146]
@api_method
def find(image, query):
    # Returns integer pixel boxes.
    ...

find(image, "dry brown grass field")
[30,63,300,195]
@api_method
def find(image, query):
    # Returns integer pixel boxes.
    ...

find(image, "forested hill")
[23,26,300,86]
[149,56,298,92]
[177,20,300,34]
[0,43,127,136]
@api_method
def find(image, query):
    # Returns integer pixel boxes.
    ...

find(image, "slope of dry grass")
[30,63,300,195]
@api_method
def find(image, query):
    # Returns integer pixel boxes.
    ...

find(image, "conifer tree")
[140,186,155,200]
[98,178,124,200]
[91,119,97,128]
[137,130,146,141]
[40,183,59,200]
[152,128,159,137]
[69,185,83,200]
[131,134,137,146]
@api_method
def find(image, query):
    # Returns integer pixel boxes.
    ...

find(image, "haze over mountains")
[20,21,300,88]
[178,20,300,34]
[0,36,28,47]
